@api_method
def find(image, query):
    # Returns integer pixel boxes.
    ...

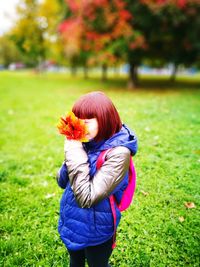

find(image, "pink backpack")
[96,149,136,248]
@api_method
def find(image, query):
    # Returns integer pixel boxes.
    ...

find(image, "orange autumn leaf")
[57,111,88,142]
[184,202,196,209]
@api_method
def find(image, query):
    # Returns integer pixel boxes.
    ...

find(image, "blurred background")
[0,0,200,87]
[0,1,200,266]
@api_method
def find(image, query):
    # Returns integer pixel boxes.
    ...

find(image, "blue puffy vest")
[58,125,137,251]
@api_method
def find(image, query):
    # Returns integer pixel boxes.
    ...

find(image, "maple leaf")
[141,190,149,196]
[45,193,56,199]
[178,216,185,222]
[184,202,196,209]
[57,111,88,142]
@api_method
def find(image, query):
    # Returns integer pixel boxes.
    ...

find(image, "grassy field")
[0,71,199,266]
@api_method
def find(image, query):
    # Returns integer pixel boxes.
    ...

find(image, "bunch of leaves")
[57,111,88,142]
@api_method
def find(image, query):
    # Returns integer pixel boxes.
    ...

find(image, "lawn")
[0,71,199,266]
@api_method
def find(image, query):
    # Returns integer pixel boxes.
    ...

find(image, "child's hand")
[64,139,82,151]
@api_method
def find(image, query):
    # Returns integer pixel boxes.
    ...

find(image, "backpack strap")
[96,149,117,249]
[96,149,111,169]
[109,195,117,249]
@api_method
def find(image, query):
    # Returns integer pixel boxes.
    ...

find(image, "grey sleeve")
[65,145,130,208]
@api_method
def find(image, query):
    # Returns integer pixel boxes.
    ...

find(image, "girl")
[57,91,138,267]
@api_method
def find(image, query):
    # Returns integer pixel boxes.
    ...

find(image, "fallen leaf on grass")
[141,190,149,196]
[144,127,150,132]
[8,109,14,115]
[178,216,185,222]
[184,202,196,209]
[45,193,56,199]
[152,141,159,146]
[41,181,48,187]
[193,150,200,155]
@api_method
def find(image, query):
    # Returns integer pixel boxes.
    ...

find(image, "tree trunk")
[70,66,77,76]
[35,56,44,74]
[128,63,138,88]
[101,63,108,81]
[114,66,120,77]
[83,65,88,79]
[170,64,178,82]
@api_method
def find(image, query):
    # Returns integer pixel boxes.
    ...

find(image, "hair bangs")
[72,97,97,119]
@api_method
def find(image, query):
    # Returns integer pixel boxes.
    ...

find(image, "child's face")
[84,118,98,140]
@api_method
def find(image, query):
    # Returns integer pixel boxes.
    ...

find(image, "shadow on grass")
[1,70,199,92]
[86,75,200,92]
[139,76,200,90]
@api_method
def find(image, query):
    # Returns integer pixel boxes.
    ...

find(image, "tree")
[10,0,47,67]
[59,0,133,80]
[9,0,69,68]
[127,0,200,82]
[38,0,66,65]
[0,34,23,67]
[60,0,200,86]
[125,1,156,87]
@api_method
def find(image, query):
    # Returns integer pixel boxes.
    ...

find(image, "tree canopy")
[2,0,200,86]
[59,0,200,86]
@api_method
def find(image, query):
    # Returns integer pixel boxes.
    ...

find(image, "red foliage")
[65,0,80,12]
[57,112,88,142]
[93,0,109,7]
[60,0,134,56]
[59,19,75,33]
[177,0,187,8]
[129,35,148,50]
[119,10,132,20]
[86,31,100,41]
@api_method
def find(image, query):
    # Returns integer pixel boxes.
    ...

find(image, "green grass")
[0,71,199,266]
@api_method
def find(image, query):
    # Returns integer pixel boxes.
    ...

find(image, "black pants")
[67,237,113,267]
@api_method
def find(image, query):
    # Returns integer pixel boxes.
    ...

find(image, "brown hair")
[72,91,122,141]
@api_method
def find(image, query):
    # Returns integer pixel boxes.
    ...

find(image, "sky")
[0,0,19,35]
